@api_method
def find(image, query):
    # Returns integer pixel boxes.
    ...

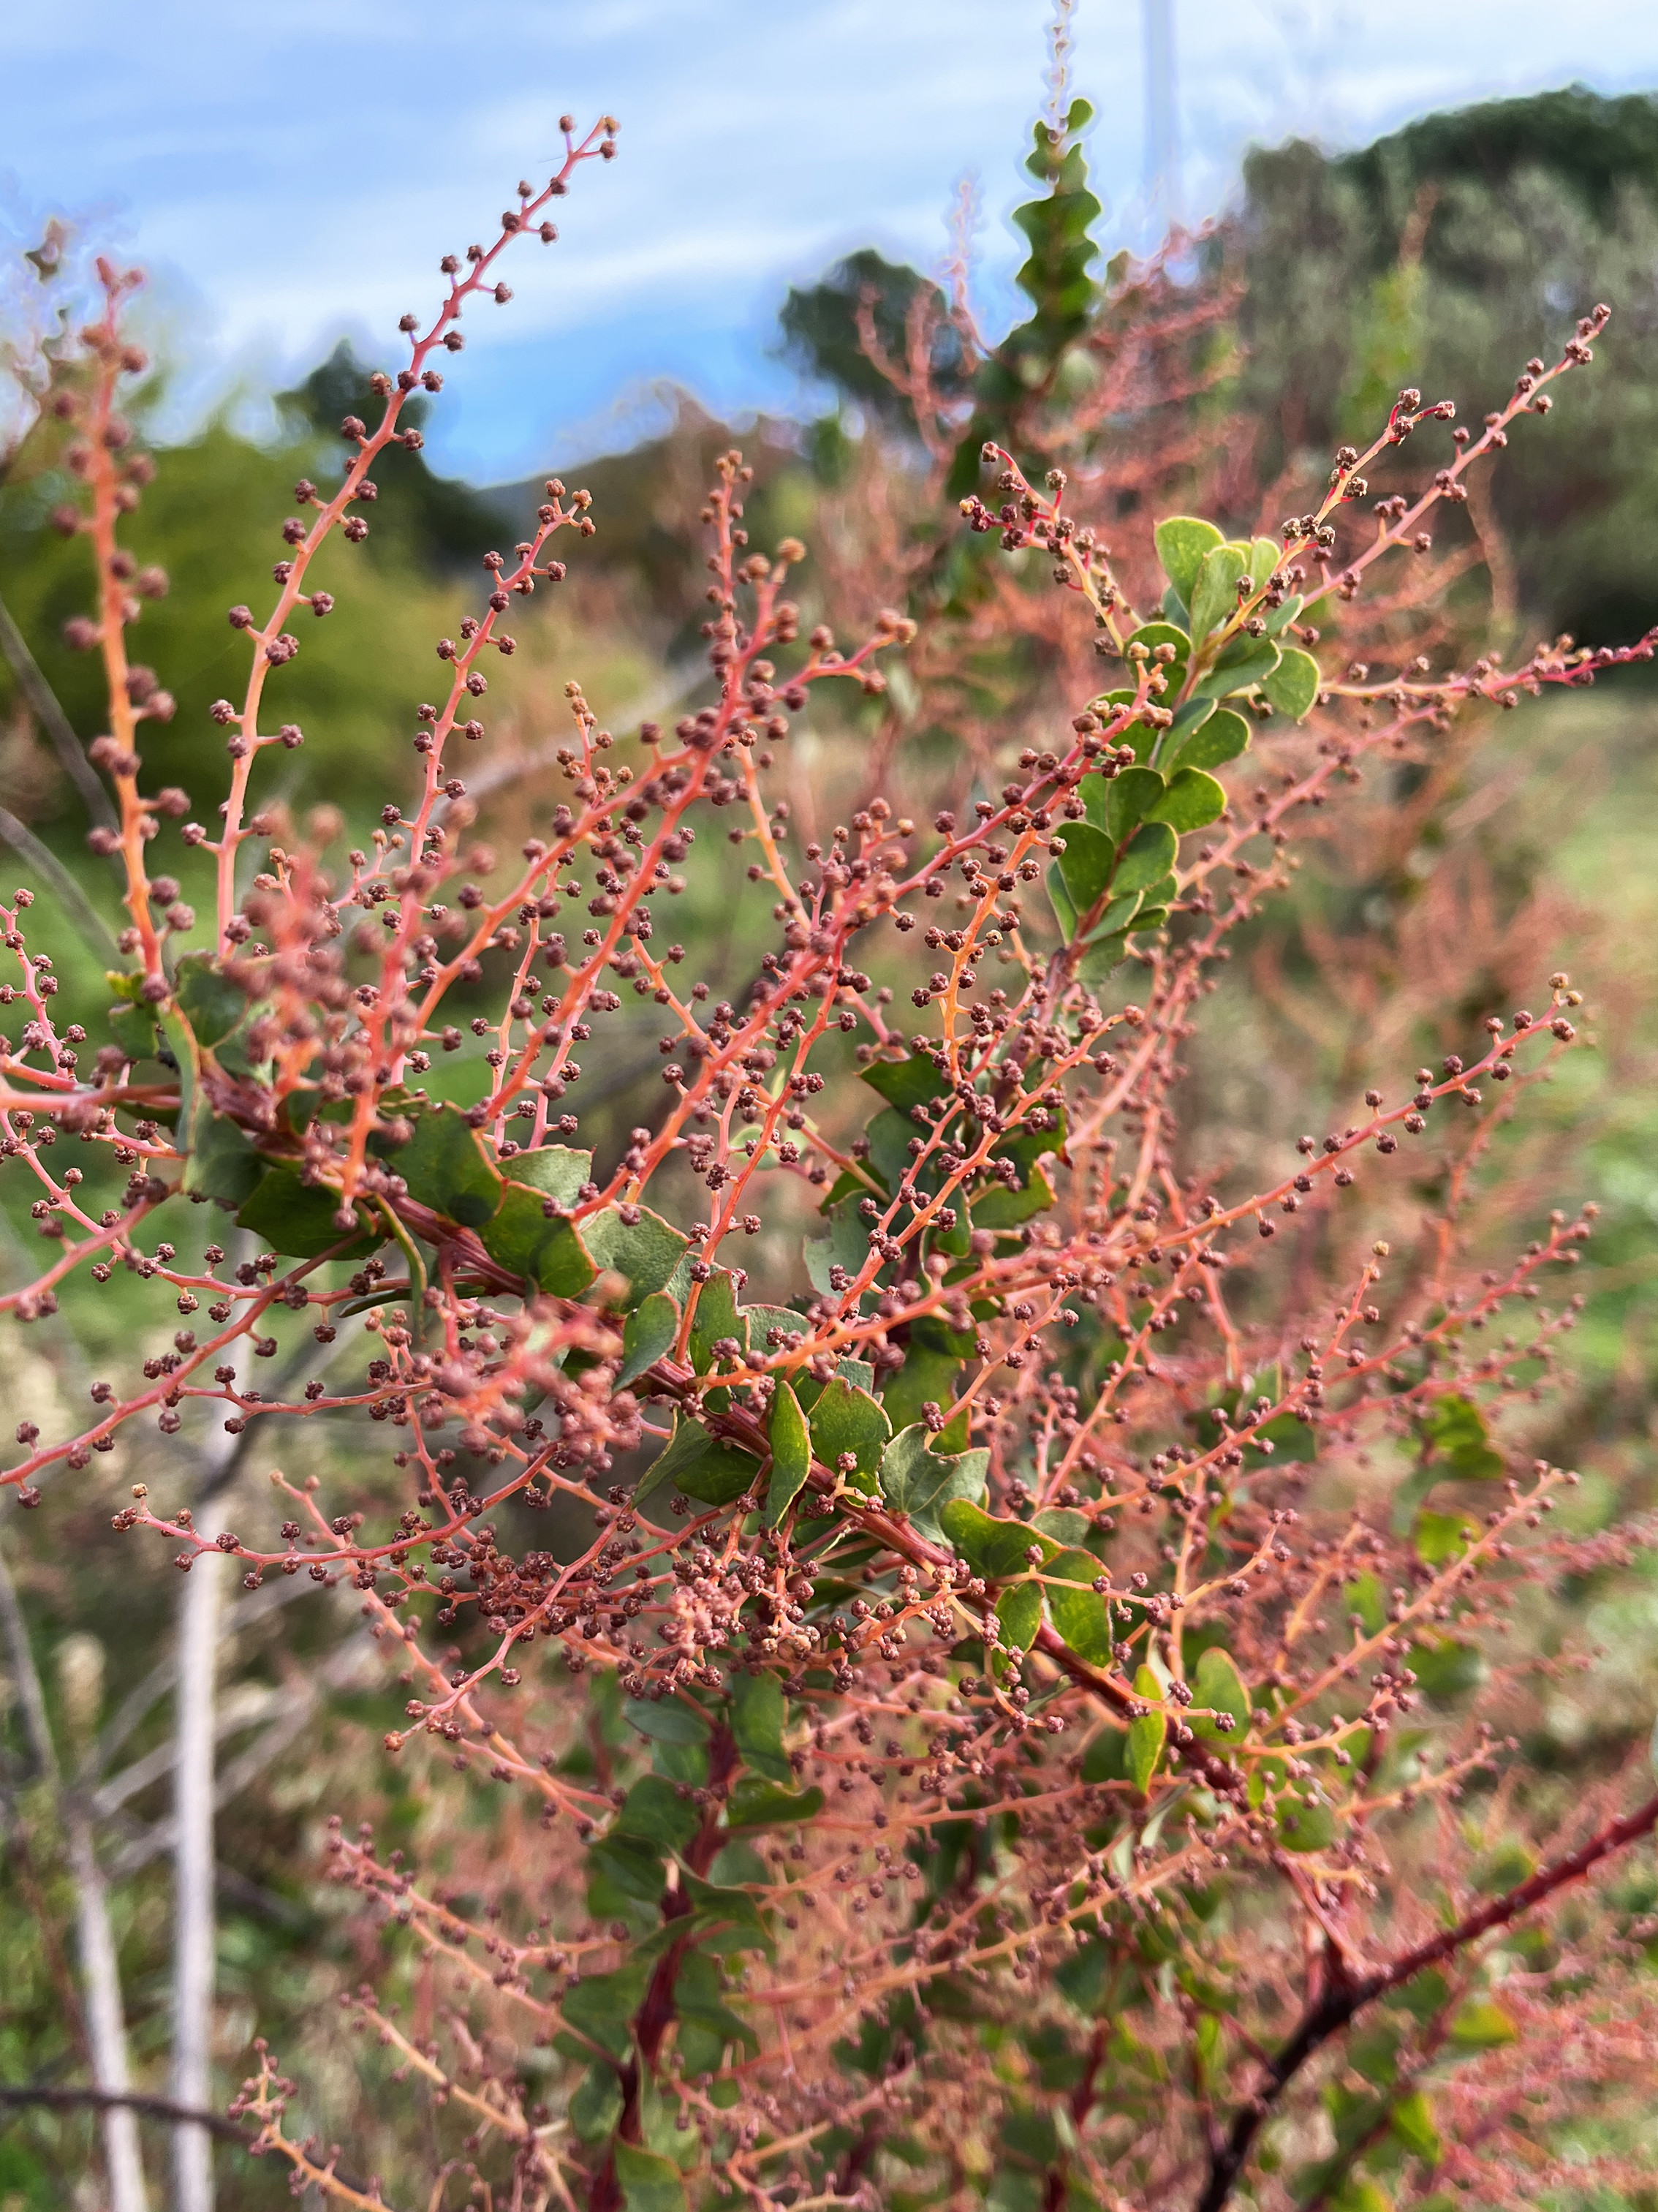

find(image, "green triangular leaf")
[635,1416,715,1510]
[562,1960,651,2062]
[972,1163,1056,1229]
[616,1292,678,1389]
[569,2063,623,2143]
[859,1055,938,1113]
[689,1269,748,1375]
[1153,517,1224,607]
[1247,535,1282,589]
[939,1498,1053,1579]
[479,1182,597,1296]
[1081,765,1164,845]
[809,1375,890,1494]
[879,1338,966,1442]
[624,1694,710,1746]
[387,1103,502,1228]
[1189,542,1250,642]
[764,1380,813,1525]
[1053,820,1116,916]
[616,1772,700,1853]
[171,953,249,1050]
[583,1204,689,1306]
[724,1778,825,1830]
[1128,1666,1166,1794]
[730,1669,790,1783]
[1188,1646,1251,1741]
[236,1165,377,1260]
[1047,860,1079,941]
[1044,1548,1113,1664]
[1078,930,1129,980]
[588,1830,667,1905]
[1190,636,1281,701]
[676,1437,763,1508]
[879,1424,988,1545]
[1417,1394,1504,1481]
[183,1108,265,1205]
[995,1579,1042,1655]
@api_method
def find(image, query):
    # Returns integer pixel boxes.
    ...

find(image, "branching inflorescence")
[4,103,1657,2212]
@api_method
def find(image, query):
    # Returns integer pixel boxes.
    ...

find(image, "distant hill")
[1239,87,1658,643]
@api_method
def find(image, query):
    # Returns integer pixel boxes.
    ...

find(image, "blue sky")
[5,0,1658,484]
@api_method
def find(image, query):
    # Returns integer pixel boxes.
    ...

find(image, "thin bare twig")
[0,583,117,828]
[0,801,121,961]
[0,2079,248,2145]
[1196,1788,1658,2212]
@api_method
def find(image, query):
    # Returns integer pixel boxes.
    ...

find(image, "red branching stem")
[1196,1787,1658,2212]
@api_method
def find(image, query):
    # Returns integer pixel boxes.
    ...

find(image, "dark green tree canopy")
[778,246,971,432]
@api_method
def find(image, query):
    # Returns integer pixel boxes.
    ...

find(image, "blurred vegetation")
[1238,86,1658,644]
[1,80,1657,2210]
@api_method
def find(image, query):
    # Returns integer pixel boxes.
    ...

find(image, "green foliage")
[688,1268,746,1375]
[1154,516,1224,608]
[806,1375,889,1493]
[171,951,249,1049]
[480,1183,597,1295]
[388,1102,502,1228]
[507,1144,592,1208]
[1187,1647,1251,1742]
[940,1498,1052,1579]
[724,1778,825,1829]
[617,1293,680,1389]
[1446,1997,1518,2049]
[946,99,1105,491]
[778,249,972,437]
[1004,100,1104,375]
[879,1315,970,1441]
[763,1379,813,1523]
[612,2132,689,2211]
[584,1204,689,1305]
[1241,86,1658,638]
[0,410,505,828]
[1166,706,1250,773]
[1418,1393,1504,1481]
[1044,1549,1113,1665]
[1189,542,1251,643]
[878,1425,989,1545]
[1188,633,1280,702]
[646,1422,760,1510]
[1048,756,1208,963]
[1128,1669,1167,1794]
[1262,644,1320,721]
[1148,768,1227,831]
[995,1578,1043,1654]
[637,1415,718,1508]
[730,1669,790,1783]
[181,1103,263,1205]
[236,1163,374,1258]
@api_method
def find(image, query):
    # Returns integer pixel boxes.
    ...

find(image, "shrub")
[4,105,1657,2212]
